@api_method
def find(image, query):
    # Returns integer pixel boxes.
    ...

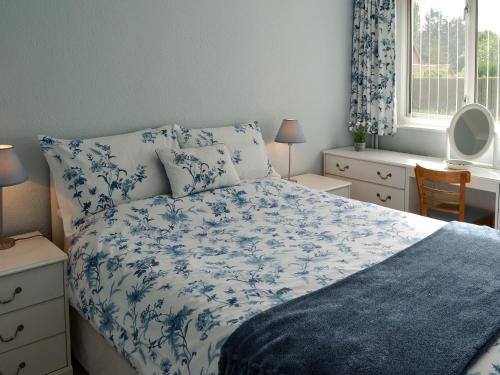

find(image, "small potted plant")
[349,120,370,151]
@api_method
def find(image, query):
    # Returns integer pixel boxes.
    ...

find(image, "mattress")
[66,177,499,375]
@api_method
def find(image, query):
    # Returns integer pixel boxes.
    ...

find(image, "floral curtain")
[350,0,396,136]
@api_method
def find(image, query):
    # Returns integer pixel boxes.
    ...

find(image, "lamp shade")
[275,119,306,144]
[0,145,28,187]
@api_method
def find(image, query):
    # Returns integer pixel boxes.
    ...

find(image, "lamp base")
[0,237,15,250]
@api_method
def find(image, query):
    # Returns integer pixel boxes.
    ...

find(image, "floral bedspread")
[67,178,499,375]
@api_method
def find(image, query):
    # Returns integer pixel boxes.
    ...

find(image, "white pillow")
[175,122,280,180]
[156,144,240,198]
[39,125,179,234]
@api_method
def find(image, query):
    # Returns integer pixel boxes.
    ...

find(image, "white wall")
[0,0,353,237]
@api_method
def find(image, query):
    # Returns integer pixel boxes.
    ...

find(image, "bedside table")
[0,232,72,375]
[293,173,352,198]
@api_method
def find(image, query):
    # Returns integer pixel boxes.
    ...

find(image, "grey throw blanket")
[218,222,500,375]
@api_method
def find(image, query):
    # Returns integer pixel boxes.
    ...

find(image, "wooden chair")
[415,164,493,226]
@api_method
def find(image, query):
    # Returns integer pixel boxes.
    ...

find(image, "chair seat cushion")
[428,204,491,224]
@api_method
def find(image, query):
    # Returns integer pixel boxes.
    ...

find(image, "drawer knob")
[0,361,26,375]
[377,171,392,180]
[0,287,22,305]
[336,163,350,172]
[376,193,392,202]
[0,324,24,343]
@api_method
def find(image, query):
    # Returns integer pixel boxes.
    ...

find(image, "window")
[399,0,500,127]
[476,0,500,121]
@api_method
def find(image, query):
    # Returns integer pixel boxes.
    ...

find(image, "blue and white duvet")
[67,178,499,375]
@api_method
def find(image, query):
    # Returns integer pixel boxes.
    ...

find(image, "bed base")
[70,308,137,375]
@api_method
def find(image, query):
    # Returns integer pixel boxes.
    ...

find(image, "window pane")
[410,0,466,120]
[477,0,500,122]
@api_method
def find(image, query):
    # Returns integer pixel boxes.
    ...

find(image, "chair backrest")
[414,164,471,221]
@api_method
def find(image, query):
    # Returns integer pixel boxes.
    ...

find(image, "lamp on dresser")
[0,145,28,250]
[275,119,306,182]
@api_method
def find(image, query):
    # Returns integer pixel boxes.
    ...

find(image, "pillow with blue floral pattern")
[156,144,240,198]
[175,122,280,181]
[39,125,179,234]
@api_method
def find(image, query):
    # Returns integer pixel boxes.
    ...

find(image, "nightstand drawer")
[325,155,406,189]
[0,298,65,354]
[0,263,63,315]
[327,186,350,198]
[348,179,405,211]
[0,333,67,375]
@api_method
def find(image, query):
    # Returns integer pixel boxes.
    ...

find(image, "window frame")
[396,0,478,131]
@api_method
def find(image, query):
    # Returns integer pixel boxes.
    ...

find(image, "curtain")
[350,0,396,136]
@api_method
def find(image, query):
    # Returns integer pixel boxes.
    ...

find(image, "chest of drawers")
[0,233,72,375]
[324,152,406,211]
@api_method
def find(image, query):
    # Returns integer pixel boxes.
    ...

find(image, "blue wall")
[0,0,353,236]
[379,129,447,158]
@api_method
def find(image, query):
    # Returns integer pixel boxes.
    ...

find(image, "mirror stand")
[446,129,500,169]
[447,104,499,169]
[494,131,500,169]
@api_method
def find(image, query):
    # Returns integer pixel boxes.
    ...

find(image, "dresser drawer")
[0,263,63,315]
[0,333,67,375]
[325,155,406,189]
[348,178,405,211]
[0,298,65,354]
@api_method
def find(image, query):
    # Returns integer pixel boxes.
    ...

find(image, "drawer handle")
[0,361,26,375]
[0,324,24,343]
[0,287,22,305]
[377,171,392,180]
[335,163,350,172]
[376,193,392,202]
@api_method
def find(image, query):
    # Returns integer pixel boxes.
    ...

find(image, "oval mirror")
[449,104,495,160]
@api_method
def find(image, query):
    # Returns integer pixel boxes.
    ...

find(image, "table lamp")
[275,119,306,182]
[0,145,28,250]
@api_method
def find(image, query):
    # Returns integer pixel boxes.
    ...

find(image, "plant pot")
[354,142,366,151]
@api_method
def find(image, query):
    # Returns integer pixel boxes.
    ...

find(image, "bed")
[51,176,500,375]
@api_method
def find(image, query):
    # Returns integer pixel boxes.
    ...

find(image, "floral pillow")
[156,144,240,198]
[39,125,179,234]
[175,122,280,180]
